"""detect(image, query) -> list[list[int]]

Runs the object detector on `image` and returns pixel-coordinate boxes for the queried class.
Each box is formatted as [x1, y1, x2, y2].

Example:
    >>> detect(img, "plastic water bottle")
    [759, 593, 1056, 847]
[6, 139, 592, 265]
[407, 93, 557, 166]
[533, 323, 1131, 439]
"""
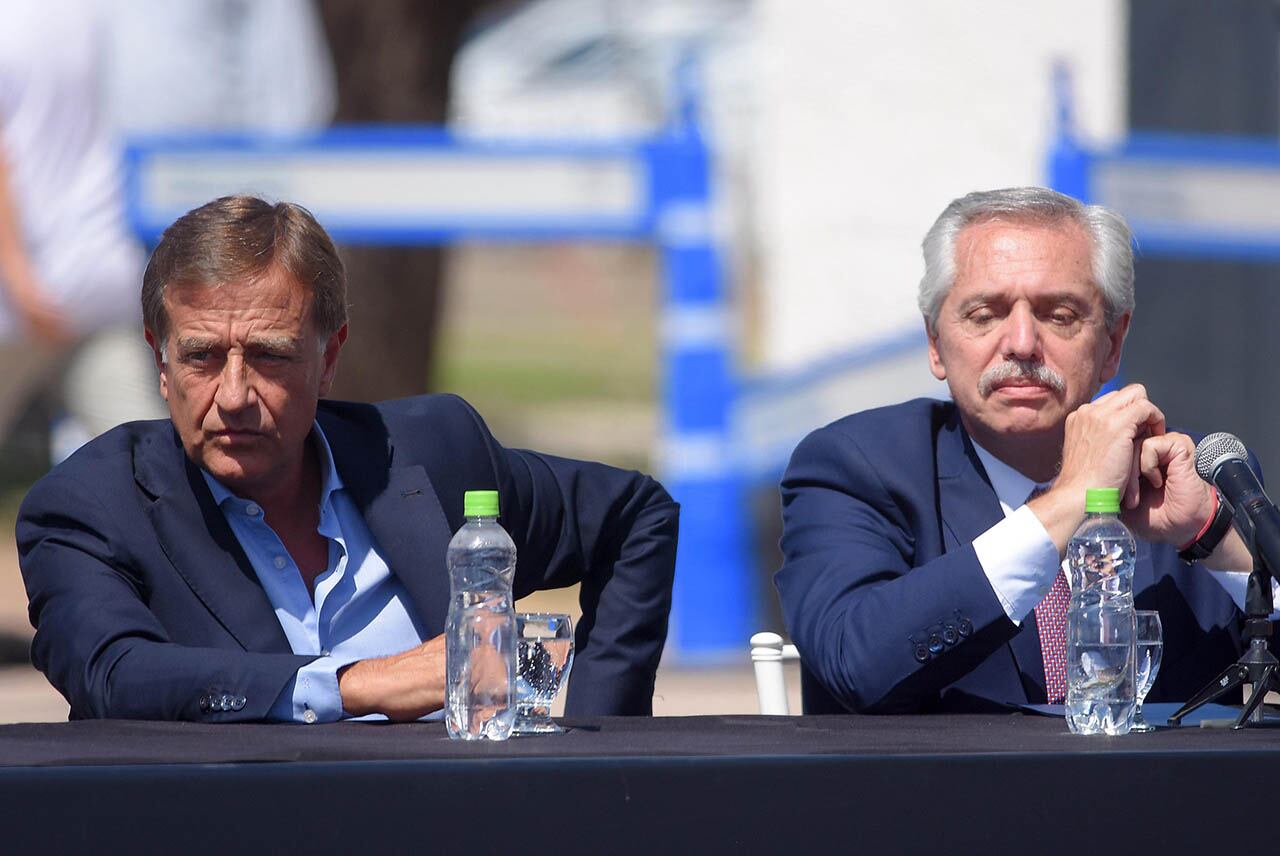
[1065, 487, 1137, 736]
[445, 490, 517, 741]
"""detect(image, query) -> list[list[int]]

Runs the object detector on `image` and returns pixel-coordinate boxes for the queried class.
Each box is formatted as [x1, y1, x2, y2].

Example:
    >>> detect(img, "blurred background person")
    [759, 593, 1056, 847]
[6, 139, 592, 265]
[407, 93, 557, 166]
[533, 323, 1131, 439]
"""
[100, 0, 489, 406]
[0, 0, 165, 464]
[101, 0, 335, 134]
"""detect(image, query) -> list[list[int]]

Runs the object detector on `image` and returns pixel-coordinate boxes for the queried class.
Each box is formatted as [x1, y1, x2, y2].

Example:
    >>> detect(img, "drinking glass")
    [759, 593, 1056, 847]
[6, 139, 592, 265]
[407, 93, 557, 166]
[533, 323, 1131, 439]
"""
[1132, 610, 1163, 732]
[513, 612, 574, 735]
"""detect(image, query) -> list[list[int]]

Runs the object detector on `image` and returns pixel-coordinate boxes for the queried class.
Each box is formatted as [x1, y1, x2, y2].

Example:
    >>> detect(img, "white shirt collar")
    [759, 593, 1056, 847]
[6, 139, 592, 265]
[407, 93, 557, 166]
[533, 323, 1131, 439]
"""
[969, 439, 1052, 512]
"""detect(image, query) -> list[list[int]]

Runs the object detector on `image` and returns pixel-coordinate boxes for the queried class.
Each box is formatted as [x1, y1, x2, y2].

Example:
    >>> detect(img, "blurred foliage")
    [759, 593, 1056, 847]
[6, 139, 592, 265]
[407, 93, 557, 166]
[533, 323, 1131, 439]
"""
[436, 332, 654, 405]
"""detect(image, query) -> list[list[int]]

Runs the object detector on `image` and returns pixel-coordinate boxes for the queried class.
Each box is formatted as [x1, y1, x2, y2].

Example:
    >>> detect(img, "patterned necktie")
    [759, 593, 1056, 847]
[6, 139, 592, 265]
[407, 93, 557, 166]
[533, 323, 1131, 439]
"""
[1027, 485, 1070, 704]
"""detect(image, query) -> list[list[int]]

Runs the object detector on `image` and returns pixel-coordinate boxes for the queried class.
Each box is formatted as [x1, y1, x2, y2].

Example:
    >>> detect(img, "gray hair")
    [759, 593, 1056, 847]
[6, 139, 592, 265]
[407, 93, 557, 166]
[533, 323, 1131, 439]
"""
[918, 187, 1134, 332]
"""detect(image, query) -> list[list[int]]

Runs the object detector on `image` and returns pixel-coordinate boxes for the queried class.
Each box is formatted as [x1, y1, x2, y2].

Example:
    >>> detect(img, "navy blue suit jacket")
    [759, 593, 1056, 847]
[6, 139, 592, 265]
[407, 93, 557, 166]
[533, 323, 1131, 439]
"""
[777, 398, 1247, 714]
[17, 394, 679, 721]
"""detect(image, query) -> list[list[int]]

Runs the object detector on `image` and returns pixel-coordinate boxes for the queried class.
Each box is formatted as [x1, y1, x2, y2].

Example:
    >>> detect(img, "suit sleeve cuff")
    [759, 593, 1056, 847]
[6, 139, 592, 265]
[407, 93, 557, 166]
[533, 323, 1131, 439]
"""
[973, 505, 1062, 625]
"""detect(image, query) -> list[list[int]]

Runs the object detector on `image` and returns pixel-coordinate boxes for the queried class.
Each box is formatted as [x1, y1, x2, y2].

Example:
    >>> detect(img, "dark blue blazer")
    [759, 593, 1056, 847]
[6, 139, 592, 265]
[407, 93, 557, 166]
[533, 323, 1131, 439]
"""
[17, 394, 679, 721]
[777, 398, 1247, 714]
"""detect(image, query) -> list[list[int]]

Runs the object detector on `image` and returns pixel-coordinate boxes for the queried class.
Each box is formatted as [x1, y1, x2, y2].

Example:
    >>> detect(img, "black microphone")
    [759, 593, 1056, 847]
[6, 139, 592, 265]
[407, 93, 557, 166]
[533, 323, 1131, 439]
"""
[1195, 433, 1280, 577]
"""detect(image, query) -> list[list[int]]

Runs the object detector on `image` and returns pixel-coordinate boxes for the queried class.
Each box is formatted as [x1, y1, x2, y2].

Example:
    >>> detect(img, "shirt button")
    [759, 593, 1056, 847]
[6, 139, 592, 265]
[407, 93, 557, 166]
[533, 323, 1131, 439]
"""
[273, 556, 287, 569]
[303, 708, 318, 724]
[245, 503, 261, 517]
[320, 649, 331, 657]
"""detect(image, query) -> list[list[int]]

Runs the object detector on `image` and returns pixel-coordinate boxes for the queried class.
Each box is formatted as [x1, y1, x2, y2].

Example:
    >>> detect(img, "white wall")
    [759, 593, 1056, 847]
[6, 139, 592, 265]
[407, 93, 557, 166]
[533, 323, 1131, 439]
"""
[752, 1, 1126, 369]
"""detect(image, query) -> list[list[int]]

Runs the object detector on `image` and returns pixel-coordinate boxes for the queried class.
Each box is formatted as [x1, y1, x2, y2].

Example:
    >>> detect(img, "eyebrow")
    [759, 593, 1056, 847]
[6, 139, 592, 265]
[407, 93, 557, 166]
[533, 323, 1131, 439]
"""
[172, 335, 305, 353]
[245, 336, 304, 353]
[954, 293, 1006, 312]
[173, 336, 219, 353]
[954, 291, 1093, 311]
[1030, 292, 1094, 312]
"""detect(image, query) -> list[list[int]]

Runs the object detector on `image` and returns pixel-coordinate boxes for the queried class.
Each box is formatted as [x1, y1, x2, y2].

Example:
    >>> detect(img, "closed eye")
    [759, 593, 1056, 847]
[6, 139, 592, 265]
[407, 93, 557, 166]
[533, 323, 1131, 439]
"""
[963, 307, 1004, 327]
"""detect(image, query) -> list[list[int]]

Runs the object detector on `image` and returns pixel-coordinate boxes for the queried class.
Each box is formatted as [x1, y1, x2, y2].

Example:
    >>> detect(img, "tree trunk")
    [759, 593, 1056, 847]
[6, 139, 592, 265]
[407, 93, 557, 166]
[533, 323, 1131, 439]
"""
[315, 0, 483, 401]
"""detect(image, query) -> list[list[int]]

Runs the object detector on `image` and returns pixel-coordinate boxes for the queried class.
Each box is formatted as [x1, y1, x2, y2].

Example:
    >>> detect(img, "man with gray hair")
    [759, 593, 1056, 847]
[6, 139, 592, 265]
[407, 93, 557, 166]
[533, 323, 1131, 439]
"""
[777, 186, 1256, 714]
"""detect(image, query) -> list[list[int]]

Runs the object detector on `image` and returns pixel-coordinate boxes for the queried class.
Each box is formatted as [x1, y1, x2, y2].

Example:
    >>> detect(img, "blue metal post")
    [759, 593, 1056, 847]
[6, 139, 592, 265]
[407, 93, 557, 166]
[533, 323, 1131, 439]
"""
[650, 64, 752, 658]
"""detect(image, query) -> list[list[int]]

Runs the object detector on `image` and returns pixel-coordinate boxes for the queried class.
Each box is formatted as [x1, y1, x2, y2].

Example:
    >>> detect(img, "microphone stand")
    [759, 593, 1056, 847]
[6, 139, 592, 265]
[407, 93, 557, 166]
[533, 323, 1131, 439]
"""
[1169, 547, 1280, 729]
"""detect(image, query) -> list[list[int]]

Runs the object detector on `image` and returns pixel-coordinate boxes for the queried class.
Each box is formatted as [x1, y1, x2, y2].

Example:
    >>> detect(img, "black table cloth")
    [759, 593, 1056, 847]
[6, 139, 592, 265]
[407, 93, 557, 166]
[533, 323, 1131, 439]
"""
[0, 714, 1273, 854]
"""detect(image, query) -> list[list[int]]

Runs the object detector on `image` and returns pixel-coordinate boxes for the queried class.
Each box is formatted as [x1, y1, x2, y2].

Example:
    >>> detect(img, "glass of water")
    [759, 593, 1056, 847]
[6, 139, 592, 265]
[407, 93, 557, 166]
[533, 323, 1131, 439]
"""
[513, 612, 574, 735]
[1131, 610, 1163, 732]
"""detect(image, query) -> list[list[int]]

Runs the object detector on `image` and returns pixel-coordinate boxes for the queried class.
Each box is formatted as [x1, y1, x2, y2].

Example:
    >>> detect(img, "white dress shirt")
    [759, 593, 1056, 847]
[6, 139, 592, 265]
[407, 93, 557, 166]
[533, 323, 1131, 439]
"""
[968, 440, 1271, 623]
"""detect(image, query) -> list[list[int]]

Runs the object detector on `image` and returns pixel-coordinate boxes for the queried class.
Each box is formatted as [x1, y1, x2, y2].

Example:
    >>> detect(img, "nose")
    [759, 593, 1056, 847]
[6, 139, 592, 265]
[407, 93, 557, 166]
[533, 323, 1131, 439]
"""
[1000, 302, 1040, 361]
[213, 353, 254, 412]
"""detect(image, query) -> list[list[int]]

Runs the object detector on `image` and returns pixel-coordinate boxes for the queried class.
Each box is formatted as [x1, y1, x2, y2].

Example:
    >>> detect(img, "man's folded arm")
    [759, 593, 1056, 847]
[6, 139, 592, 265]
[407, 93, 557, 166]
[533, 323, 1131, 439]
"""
[776, 427, 1017, 713]
[17, 472, 314, 721]
[449, 395, 679, 716]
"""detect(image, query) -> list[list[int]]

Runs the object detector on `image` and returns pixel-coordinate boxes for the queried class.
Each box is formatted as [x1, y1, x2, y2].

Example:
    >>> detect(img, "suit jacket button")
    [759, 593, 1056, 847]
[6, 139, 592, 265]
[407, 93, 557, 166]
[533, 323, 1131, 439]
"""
[913, 644, 930, 663]
[942, 625, 959, 646]
[232, 696, 246, 711]
[928, 634, 944, 654]
[957, 618, 973, 637]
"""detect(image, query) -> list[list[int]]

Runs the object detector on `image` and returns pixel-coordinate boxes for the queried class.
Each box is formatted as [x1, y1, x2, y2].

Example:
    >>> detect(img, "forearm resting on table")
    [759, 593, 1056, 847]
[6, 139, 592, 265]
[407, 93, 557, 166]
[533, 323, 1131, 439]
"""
[337, 636, 446, 721]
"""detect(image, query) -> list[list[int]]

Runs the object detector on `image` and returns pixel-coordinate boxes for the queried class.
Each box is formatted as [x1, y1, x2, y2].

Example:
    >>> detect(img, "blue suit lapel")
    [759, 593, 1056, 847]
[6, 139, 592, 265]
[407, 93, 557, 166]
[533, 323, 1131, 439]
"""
[320, 407, 454, 639]
[134, 429, 292, 654]
[935, 412, 1043, 704]
[935, 414, 1004, 552]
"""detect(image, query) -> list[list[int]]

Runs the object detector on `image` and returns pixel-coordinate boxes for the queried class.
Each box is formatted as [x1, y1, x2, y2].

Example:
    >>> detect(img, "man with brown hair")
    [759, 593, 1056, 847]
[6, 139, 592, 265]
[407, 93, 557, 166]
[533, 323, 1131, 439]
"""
[17, 194, 679, 722]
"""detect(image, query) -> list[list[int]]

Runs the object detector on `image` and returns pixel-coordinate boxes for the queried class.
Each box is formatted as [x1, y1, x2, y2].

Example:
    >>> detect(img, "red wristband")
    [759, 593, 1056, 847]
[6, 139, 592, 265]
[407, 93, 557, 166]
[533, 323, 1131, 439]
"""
[1179, 490, 1220, 552]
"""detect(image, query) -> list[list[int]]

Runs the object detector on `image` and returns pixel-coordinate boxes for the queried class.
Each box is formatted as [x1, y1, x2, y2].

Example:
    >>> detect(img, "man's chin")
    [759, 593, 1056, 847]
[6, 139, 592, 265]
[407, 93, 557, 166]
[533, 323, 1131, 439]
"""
[972, 402, 1063, 438]
[198, 449, 270, 489]
[989, 412, 1065, 442]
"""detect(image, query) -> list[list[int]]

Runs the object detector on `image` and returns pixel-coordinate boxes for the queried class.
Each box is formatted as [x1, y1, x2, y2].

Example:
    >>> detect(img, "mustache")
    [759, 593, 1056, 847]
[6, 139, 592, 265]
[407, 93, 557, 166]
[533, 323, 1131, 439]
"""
[978, 359, 1066, 397]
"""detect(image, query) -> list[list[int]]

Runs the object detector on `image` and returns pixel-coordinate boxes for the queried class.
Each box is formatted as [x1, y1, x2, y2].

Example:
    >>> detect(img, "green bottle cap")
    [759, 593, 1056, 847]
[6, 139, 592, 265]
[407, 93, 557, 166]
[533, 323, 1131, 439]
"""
[463, 490, 500, 518]
[1084, 487, 1121, 513]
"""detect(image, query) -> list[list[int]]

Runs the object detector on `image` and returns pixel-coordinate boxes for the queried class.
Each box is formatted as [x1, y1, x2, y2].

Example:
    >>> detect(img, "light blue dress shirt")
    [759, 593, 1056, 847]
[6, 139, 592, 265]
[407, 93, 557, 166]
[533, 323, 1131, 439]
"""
[202, 422, 429, 723]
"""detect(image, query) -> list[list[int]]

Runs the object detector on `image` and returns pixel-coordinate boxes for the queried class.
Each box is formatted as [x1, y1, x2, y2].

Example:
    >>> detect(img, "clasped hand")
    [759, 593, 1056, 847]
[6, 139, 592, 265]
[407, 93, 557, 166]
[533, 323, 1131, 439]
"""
[1035, 384, 1215, 550]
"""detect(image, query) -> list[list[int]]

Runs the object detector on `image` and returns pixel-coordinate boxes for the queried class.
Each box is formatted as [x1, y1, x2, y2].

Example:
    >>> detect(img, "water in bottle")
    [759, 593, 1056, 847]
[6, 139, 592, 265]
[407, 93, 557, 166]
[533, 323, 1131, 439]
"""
[1065, 487, 1137, 736]
[445, 490, 518, 741]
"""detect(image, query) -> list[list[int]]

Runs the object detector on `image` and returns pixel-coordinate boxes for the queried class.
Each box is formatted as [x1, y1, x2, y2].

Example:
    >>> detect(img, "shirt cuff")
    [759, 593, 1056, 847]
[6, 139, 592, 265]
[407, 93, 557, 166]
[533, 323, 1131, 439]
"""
[267, 657, 447, 723]
[267, 654, 360, 723]
[973, 505, 1063, 624]
[1204, 568, 1280, 619]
